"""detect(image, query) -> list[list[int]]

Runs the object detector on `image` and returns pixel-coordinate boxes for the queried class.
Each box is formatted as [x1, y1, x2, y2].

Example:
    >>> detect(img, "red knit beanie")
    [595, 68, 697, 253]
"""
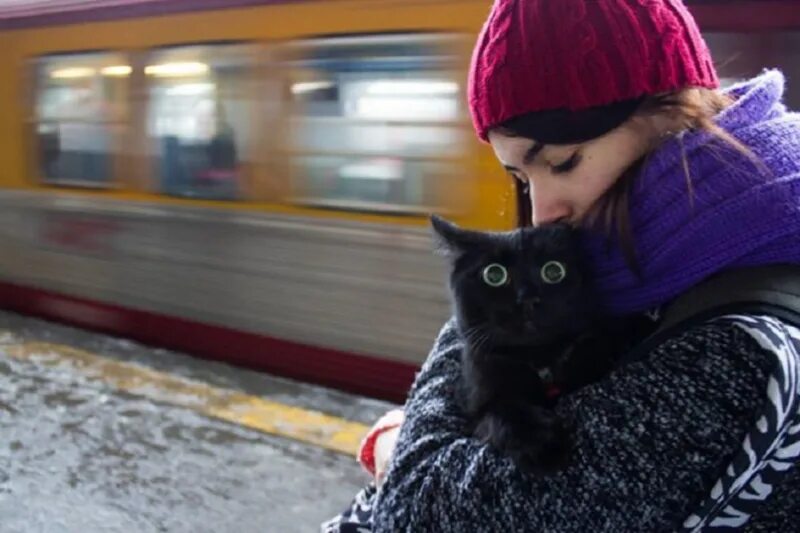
[468, 0, 719, 142]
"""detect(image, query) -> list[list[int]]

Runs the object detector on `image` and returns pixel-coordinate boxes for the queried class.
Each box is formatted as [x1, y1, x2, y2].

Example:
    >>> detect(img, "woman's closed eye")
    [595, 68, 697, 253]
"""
[550, 153, 581, 174]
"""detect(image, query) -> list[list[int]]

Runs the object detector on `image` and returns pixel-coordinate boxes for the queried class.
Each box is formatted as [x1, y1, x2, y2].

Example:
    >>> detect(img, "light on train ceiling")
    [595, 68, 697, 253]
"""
[50, 67, 95, 79]
[144, 62, 209, 77]
[291, 81, 335, 95]
[165, 83, 214, 96]
[101, 65, 132, 77]
[365, 80, 459, 96]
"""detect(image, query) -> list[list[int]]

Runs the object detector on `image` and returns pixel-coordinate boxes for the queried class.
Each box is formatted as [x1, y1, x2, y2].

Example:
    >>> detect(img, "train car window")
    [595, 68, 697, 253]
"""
[283, 33, 467, 214]
[704, 31, 800, 109]
[145, 44, 256, 201]
[34, 52, 130, 187]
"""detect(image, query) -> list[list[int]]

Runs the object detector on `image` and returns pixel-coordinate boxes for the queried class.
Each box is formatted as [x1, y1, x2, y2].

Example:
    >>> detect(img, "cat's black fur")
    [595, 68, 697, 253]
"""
[430, 215, 647, 474]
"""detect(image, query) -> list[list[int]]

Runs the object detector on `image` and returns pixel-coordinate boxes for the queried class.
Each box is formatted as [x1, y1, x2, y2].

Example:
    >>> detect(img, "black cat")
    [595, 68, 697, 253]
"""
[430, 215, 640, 474]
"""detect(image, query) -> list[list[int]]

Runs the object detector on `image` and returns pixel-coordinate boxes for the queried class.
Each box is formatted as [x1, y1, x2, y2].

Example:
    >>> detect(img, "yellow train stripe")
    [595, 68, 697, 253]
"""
[1, 337, 370, 457]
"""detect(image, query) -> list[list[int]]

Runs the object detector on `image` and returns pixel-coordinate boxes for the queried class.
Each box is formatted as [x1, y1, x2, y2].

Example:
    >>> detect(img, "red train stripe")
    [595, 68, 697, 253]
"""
[3, 1, 799, 32]
[0, 280, 414, 403]
[0, 0, 307, 29]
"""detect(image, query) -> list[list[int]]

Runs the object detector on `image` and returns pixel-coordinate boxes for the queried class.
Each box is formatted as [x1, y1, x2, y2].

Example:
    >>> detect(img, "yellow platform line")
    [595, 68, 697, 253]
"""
[2, 339, 370, 457]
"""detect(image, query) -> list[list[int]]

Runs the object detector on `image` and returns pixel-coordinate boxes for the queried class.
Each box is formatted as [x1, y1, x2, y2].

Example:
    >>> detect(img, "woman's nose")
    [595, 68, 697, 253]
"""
[529, 183, 572, 226]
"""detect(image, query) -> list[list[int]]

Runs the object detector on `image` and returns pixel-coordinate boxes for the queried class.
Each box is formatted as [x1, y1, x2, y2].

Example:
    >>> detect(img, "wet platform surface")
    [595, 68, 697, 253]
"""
[0, 311, 396, 532]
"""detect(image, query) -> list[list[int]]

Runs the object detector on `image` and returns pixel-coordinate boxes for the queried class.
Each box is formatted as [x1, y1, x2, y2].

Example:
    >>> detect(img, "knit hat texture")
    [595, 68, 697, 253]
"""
[468, 0, 719, 141]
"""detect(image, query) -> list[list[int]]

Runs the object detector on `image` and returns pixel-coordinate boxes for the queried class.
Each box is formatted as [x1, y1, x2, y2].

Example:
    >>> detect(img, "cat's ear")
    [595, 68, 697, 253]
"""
[430, 214, 484, 257]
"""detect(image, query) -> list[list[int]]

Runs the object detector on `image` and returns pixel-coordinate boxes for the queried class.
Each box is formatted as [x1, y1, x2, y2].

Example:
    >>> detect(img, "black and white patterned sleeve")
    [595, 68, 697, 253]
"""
[682, 315, 800, 532]
[320, 483, 377, 533]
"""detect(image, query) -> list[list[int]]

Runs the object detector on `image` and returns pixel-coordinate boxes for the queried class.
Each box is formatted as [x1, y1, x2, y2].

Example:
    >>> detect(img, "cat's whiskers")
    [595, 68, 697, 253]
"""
[463, 325, 492, 354]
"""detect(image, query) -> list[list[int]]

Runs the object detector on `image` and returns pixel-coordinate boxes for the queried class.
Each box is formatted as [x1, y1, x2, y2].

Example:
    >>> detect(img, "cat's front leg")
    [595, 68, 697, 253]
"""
[473, 405, 572, 475]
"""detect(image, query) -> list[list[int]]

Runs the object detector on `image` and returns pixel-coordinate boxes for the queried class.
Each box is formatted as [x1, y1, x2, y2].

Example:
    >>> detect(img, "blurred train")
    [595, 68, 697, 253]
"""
[0, 0, 798, 402]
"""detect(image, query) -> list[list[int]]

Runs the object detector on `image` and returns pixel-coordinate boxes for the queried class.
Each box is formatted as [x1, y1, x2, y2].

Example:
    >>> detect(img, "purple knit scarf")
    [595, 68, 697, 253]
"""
[583, 70, 800, 316]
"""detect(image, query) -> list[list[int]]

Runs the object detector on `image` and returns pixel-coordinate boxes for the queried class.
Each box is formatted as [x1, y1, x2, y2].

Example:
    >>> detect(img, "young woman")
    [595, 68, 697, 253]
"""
[323, 0, 800, 531]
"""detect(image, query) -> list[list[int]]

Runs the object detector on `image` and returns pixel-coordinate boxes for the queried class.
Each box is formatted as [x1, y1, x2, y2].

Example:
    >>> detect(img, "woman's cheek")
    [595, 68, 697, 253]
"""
[577, 172, 608, 212]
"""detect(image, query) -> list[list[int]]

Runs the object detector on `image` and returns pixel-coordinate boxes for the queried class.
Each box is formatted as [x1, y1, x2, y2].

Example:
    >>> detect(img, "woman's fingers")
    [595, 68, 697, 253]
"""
[374, 426, 402, 486]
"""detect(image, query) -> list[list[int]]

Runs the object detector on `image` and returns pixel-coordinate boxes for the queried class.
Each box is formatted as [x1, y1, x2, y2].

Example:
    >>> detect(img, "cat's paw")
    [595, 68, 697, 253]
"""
[511, 421, 572, 475]
[474, 408, 573, 475]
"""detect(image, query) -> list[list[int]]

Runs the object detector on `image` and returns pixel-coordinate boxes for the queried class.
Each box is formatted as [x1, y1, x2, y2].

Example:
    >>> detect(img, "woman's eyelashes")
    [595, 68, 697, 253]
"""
[550, 153, 581, 174]
[506, 151, 580, 181]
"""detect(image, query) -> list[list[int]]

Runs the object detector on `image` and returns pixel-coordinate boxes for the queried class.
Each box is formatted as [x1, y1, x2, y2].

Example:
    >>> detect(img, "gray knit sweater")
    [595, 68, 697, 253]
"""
[368, 316, 800, 532]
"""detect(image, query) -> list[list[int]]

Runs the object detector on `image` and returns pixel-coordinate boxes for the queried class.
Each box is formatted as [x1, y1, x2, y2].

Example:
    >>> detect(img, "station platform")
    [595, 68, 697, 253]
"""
[0, 311, 396, 533]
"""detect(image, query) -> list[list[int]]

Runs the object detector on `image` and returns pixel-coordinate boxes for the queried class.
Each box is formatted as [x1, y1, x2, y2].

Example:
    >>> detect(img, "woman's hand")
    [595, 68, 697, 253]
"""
[357, 408, 405, 485]
[374, 425, 401, 486]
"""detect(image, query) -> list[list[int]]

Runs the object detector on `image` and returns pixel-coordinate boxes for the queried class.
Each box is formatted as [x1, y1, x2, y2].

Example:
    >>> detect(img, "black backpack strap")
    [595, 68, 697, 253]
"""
[655, 265, 800, 333]
[620, 265, 800, 367]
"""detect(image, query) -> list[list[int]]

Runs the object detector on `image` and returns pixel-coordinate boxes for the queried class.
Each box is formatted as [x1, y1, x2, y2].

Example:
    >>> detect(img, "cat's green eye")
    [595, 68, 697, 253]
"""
[482, 263, 509, 287]
[541, 261, 567, 284]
